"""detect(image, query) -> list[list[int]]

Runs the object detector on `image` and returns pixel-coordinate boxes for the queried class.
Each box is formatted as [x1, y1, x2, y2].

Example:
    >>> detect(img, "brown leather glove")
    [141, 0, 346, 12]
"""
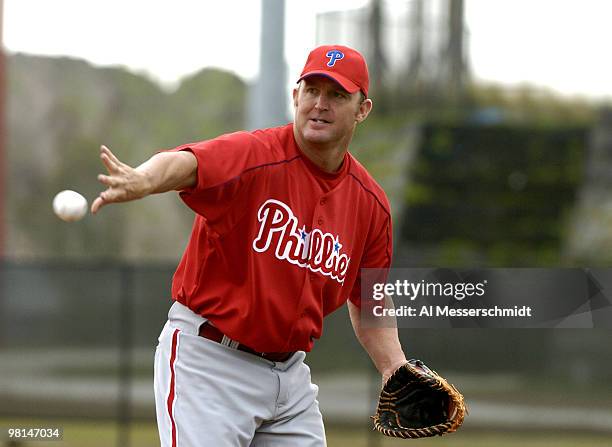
[372, 359, 467, 439]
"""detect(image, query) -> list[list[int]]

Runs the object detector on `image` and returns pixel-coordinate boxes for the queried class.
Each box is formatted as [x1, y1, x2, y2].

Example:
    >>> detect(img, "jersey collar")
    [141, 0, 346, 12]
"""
[289, 124, 352, 181]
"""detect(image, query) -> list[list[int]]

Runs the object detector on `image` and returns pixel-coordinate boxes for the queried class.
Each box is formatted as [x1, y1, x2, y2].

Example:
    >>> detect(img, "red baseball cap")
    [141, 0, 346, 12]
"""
[297, 45, 370, 97]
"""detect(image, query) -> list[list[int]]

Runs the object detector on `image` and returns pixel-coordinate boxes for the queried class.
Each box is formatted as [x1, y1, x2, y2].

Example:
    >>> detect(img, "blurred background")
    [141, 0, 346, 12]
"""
[1, 0, 612, 446]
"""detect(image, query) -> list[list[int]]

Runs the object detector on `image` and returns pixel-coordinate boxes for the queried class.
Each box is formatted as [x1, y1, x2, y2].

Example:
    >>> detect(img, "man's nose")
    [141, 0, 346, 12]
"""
[314, 94, 329, 111]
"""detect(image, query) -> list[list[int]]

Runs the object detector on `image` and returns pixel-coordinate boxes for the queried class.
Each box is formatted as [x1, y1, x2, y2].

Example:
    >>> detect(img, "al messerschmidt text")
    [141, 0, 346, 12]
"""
[373, 305, 533, 318]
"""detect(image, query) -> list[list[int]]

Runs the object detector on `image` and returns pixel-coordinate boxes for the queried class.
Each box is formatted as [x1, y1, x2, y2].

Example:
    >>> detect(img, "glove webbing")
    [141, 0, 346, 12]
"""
[372, 361, 467, 439]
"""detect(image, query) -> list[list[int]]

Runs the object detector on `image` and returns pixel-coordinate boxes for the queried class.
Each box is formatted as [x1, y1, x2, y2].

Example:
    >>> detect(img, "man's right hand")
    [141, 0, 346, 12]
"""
[91, 145, 198, 214]
[91, 145, 153, 214]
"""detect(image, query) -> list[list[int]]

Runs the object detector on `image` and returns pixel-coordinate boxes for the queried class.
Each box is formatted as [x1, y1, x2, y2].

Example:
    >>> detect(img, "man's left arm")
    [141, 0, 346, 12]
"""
[348, 300, 407, 384]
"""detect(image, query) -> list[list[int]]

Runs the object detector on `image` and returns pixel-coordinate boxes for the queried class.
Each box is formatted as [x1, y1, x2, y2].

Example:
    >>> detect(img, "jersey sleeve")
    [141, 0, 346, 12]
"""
[166, 131, 268, 234]
[349, 209, 393, 309]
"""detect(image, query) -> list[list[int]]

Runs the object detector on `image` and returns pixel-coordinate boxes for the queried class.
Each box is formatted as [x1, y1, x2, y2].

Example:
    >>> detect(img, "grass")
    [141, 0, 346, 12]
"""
[1, 420, 611, 447]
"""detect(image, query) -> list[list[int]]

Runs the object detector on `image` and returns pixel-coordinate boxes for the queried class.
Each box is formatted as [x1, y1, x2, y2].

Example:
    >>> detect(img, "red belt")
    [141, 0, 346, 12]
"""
[198, 322, 294, 363]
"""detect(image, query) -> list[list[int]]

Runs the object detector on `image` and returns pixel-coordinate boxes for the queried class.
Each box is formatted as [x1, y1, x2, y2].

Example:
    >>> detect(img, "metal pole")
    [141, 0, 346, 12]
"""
[367, 363, 381, 447]
[447, 0, 466, 100]
[368, 0, 386, 95]
[0, 0, 6, 353]
[117, 264, 134, 447]
[0, 0, 6, 257]
[407, 0, 424, 82]
[247, 0, 288, 130]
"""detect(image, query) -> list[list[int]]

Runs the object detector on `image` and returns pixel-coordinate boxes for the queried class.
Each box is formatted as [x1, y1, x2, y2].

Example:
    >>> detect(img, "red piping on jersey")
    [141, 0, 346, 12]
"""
[347, 172, 393, 265]
[167, 329, 180, 447]
[347, 173, 391, 220]
[199, 155, 303, 192]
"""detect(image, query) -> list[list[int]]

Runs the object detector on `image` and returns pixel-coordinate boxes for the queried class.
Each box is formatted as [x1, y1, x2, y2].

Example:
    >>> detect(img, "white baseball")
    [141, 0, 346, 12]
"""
[52, 190, 88, 222]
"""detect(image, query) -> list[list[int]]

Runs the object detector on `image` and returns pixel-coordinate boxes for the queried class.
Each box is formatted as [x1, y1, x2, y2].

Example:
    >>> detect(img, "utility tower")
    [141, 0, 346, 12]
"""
[441, 0, 469, 100]
[368, 0, 386, 94]
[247, 0, 288, 130]
[407, 0, 424, 84]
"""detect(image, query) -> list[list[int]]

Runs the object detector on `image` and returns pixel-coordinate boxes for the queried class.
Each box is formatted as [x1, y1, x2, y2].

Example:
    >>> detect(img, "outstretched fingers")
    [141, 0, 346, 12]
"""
[93, 144, 150, 214]
[97, 173, 117, 187]
[101, 145, 122, 166]
[100, 151, 121, 175]
[91, 185, 126, 214]
[93, 145, 124, 214]
[91, 196, 106, 214]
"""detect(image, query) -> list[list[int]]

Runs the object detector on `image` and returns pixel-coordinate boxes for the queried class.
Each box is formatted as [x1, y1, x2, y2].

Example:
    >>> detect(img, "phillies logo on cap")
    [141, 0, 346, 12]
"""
[298, 45, 370, 97]
[326, 50, 344, 67]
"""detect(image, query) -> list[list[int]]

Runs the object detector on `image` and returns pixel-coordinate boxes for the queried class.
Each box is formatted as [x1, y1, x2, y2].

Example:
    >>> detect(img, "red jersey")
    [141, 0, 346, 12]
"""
[169, 124, 392, 352]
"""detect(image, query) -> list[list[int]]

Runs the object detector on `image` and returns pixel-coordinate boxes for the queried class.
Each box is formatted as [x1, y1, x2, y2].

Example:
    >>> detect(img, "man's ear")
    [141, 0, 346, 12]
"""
[355, 98, 373, 123]
[292, 87, 299, 108]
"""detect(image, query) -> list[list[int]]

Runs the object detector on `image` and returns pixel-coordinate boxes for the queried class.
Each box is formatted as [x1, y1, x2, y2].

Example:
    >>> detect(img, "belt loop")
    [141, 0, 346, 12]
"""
[220, 335, 240, 350]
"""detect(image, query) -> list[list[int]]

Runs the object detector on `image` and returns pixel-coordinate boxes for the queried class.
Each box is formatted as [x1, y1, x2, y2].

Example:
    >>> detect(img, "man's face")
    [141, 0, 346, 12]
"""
[293, 76, 372, 148]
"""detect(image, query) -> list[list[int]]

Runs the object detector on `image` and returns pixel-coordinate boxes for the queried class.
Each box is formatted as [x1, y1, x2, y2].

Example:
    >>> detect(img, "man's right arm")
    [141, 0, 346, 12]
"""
[91, 145, 197, 214]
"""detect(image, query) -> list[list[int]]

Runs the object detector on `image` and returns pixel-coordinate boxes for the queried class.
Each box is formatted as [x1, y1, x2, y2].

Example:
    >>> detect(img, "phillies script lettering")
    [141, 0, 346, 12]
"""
[252, 199, 350, 284]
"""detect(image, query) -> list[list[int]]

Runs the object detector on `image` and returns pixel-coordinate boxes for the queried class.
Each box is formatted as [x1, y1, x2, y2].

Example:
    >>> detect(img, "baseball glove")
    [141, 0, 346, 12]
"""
[372, 359, 467, 439]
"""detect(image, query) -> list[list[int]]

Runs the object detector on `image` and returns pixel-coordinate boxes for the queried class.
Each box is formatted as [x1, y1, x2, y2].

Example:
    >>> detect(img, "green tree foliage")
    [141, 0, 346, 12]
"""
[7, 54, 246, 260]
[400, 124, 588, 266]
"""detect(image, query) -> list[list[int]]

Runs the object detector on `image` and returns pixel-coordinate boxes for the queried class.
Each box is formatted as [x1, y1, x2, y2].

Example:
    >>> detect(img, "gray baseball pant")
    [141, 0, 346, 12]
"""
[154, 302, 327, 446]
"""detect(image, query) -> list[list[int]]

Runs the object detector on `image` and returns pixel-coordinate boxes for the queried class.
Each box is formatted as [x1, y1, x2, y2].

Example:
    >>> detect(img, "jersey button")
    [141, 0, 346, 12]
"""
[317, 217, 324, 225]
[319, 198, 327, 205]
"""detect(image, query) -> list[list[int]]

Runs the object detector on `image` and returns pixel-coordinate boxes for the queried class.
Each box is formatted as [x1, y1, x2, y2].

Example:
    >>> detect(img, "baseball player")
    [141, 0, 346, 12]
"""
[92, 45, 407, 446]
